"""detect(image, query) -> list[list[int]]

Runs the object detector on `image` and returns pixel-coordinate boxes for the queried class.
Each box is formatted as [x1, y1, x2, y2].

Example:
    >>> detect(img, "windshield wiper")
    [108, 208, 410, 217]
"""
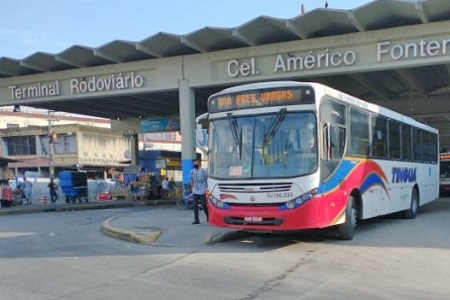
[263, 108, 287, 147]
[228, 113, 239, 145]
[227, 113, 243, 159]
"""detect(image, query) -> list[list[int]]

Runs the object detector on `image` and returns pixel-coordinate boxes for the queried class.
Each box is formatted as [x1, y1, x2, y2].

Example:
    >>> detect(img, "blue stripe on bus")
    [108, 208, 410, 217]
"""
[360, 173, 387, 194]
[317, 160, 357, 194]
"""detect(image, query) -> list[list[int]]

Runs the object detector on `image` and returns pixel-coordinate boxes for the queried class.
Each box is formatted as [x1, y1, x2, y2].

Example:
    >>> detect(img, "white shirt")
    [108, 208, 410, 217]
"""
[162, 179, 169, 190]
[190, 168, 208, 195]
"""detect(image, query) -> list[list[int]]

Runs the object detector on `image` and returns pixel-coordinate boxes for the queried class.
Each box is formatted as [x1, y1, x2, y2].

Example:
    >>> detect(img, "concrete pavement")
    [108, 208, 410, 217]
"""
[0, 198, 249, 246]
[102, 206, 250, 246]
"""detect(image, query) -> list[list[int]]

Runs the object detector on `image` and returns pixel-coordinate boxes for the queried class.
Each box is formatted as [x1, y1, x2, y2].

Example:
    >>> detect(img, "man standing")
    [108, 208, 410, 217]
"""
[48, 179, 58, 205]
[23, 177, 33, 205]
[189, 159, 208, 224]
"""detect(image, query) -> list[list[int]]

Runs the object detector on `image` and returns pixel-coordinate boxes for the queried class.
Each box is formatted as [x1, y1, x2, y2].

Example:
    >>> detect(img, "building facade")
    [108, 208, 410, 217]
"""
[0, 123, 130, 179]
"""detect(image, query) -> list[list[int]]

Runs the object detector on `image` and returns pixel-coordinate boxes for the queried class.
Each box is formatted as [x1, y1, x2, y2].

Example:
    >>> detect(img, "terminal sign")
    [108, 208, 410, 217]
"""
[208, 87, 314, 113]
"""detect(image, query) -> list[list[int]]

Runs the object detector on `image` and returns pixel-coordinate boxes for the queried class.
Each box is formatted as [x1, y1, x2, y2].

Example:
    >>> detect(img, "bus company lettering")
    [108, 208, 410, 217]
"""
[391, 167, 417, 183]
[337, 92, 369, 110]
[71, 72, 144, 94]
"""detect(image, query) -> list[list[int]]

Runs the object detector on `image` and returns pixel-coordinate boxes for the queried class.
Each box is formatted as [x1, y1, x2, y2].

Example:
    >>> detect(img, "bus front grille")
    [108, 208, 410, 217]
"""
[218, 182, 293, 193]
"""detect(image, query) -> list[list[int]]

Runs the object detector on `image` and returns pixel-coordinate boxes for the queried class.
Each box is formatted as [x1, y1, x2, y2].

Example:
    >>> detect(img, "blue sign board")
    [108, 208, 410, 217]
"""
[141, 117, 180, 133]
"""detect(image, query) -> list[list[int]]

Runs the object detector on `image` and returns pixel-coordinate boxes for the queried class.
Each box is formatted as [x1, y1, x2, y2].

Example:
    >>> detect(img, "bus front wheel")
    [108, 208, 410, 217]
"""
[338, 196, 357, 240]
[402, 188, 419, 219]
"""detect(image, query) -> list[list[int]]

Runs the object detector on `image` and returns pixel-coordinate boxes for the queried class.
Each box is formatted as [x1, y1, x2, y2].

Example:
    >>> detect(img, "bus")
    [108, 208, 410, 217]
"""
[196, 81, 439, 240]
[439, 152, 450, 196]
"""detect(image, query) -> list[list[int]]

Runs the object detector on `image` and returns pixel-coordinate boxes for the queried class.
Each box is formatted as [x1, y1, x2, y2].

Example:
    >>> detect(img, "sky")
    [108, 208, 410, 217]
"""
[1, 0, 371, 60]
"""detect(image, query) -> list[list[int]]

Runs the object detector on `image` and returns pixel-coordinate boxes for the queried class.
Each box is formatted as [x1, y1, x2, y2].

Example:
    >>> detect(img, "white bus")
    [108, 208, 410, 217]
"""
[198, 81, 439, 240]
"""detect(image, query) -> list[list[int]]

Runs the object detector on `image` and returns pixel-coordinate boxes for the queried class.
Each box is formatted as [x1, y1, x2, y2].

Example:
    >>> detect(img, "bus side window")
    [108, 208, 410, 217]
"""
[374, 130, 386, 157]
[413, 128, 422, 161]
[321, 123, 345, 180]
[349, 108, 370, 156]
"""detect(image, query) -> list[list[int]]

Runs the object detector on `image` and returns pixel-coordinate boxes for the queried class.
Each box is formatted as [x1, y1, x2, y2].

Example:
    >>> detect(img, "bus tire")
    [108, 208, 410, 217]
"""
[402, 188, 419, 219]
[338, 196, 357, 240]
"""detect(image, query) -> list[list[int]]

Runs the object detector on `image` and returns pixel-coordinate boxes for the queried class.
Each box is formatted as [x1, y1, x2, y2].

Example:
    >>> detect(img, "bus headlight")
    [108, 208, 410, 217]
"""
[210, 194, 225, 208]
[283, 188, 317, 210]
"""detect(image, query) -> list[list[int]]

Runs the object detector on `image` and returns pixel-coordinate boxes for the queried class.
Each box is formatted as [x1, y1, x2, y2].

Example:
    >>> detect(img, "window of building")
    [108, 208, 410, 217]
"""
[5, 136, 37, 155]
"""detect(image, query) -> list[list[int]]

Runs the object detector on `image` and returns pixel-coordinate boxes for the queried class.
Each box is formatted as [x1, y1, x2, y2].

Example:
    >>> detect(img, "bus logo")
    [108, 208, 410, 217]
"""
[391, 167, 417, 183]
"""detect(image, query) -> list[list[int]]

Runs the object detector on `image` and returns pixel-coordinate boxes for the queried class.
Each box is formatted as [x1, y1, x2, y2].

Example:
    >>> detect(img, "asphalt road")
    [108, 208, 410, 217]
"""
[0, 199, 449, 300]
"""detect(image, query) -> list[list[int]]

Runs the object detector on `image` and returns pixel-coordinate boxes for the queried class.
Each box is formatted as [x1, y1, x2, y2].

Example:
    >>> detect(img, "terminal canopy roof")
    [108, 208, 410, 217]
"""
[1, 0, 450, 126]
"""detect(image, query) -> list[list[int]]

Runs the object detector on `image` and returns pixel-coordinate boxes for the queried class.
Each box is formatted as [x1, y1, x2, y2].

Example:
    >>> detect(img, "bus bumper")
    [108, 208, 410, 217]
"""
[208, 200, 340, 231]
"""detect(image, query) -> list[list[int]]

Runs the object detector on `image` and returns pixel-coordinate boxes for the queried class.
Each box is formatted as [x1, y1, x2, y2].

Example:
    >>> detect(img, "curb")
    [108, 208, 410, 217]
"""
[0, 202, 135, 216]
[0, 199, 177, 217]
[102, 215, 162, 245]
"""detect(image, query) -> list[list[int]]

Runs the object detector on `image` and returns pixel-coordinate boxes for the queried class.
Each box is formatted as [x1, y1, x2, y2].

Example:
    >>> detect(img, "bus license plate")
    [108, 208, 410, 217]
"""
[244, 216, 262, 222]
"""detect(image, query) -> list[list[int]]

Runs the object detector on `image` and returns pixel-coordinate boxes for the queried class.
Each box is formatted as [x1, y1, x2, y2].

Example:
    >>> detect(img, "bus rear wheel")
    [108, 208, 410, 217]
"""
[338, 196, 357, 240]
[402, 188, 419, 219]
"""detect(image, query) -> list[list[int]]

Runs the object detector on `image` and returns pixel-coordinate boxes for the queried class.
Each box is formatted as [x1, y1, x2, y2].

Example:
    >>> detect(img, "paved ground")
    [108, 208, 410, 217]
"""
[0, 199, 247, 245]
[102, 206, 249, 246]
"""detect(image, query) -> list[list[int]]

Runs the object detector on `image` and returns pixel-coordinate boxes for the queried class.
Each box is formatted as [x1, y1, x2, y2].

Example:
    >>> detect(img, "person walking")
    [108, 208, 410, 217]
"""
[168, 177, 175, 197]
[48, 179, 58, 205]
[189, 159, 209, 224]
[161, 177, 169, 199]
[23, 177, 33, 204]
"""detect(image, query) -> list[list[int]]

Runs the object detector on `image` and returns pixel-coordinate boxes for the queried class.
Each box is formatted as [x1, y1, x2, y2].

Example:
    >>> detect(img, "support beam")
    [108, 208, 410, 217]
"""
[178, 79, 196, 199]
[349, 73, 395, 101]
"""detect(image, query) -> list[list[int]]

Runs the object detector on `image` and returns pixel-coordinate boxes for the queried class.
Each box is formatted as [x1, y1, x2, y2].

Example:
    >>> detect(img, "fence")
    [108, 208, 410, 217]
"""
[11, 179, 115, 203]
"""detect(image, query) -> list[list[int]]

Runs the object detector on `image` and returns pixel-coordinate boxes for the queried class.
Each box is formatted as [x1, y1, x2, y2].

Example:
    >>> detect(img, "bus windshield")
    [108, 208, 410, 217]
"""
[209, 111, 317, 179]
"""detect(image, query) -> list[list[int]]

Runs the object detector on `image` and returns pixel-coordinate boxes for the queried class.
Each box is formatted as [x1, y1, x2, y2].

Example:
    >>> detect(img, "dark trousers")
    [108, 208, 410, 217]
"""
[50, 191, 58, 203]
[193, 193, 209, 222]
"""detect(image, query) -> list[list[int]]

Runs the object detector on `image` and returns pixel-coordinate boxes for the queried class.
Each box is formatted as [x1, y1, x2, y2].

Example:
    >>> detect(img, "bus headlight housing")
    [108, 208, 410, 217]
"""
[209, 194, 230, 209]
[283, 188, 317, 210]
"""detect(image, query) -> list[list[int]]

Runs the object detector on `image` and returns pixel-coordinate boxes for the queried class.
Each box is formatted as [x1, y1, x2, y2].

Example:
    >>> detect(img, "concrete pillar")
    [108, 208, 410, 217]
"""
[178, 79, 196, 197]
[131, 133, 139, 165]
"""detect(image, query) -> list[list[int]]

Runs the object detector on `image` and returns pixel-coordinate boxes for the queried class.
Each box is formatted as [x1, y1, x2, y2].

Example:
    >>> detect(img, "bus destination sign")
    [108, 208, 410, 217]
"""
[208, 87, 315, 113]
